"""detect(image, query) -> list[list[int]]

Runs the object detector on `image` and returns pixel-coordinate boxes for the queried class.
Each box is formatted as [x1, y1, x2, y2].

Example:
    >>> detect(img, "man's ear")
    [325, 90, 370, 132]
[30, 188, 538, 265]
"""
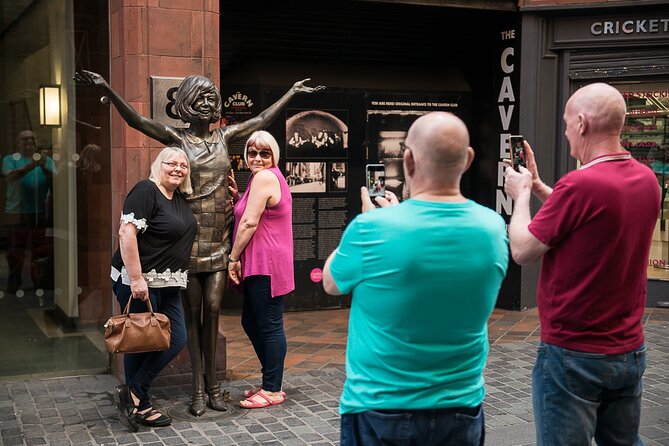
[578, 113, 588, 135]
[463, 147, 475, 173]
[403, 147, 415, 178]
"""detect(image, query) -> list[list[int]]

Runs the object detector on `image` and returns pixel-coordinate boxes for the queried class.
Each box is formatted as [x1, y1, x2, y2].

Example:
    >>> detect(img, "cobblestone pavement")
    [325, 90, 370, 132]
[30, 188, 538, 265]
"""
[1, 315, 668, 445]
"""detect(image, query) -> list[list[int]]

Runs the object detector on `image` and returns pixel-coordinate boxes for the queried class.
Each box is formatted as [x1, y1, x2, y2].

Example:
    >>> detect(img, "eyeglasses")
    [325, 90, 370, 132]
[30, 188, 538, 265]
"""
[247, 150, 272, 160]
[162, 161, 189, 170]
[399, 141, 411, 154]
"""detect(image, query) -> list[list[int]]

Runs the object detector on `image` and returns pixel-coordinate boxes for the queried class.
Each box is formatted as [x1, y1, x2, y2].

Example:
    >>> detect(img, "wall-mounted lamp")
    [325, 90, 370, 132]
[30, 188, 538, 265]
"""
[39, 84, 61, 127]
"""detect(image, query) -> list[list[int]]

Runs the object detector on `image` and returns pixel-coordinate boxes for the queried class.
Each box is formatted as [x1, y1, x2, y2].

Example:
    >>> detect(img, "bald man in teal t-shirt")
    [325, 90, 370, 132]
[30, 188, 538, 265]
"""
[324, 112, 508, 446]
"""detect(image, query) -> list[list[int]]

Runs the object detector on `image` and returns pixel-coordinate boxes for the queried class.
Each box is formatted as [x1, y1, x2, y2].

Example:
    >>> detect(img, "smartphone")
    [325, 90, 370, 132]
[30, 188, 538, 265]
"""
[366, 164, 386, 198]
[510, 135, 526, 171]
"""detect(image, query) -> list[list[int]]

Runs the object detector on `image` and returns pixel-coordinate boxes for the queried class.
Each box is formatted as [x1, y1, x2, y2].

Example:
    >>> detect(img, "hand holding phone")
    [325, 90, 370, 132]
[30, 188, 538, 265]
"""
[366, 164, 385, 198]
[510, 135, 526, 171]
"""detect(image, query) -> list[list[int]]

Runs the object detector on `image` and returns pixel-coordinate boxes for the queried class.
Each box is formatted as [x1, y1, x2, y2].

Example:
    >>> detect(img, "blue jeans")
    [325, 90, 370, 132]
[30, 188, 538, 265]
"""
[241, 275, 286, 392]
[340, 405, 484, 446]
[532, 341, 646, 446]
[112, 278, 187, 411]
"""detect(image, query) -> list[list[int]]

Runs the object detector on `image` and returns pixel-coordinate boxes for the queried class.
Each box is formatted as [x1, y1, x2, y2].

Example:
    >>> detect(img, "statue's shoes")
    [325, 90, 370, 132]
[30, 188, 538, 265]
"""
[189, 391, 206, 417]
[207, 387, 229, 411]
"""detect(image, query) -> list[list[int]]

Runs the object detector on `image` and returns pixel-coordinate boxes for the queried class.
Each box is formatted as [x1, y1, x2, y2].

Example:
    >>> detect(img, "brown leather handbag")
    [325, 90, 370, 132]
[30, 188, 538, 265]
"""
[104, 298, 171, 353]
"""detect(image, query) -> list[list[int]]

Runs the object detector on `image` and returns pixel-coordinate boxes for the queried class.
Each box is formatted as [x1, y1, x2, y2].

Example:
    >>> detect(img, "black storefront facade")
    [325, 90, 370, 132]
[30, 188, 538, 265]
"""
[515, 1, 669, 310]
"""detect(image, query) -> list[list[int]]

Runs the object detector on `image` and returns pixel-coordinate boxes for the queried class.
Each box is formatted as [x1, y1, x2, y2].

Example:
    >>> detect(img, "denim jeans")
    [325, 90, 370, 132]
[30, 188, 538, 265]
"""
[340, 405, 484, 446]
[532, 341, 646, 446]
[241, 275, 286, 392]
[112, 278, 187, 411]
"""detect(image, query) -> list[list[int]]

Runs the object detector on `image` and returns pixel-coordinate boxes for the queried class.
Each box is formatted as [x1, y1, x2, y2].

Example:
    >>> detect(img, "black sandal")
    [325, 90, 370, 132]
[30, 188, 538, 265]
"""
[136, 408, 172, 427]
[114, 385, 138, 432]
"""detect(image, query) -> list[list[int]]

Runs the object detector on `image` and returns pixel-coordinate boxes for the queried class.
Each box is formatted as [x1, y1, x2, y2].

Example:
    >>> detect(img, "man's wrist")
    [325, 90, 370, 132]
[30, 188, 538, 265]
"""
[228, 256, 239, 263]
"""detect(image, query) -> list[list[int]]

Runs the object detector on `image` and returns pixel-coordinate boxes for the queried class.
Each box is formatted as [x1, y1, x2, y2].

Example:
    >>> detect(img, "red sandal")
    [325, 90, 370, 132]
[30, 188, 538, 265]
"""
[243, 385, 286, 399]
[239, 390, 285, 409]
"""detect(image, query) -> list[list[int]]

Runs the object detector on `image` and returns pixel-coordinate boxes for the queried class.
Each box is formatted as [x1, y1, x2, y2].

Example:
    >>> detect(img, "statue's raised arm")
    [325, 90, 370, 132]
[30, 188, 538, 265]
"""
[74, 70, 179, 146]
[225, 78, 325, 144]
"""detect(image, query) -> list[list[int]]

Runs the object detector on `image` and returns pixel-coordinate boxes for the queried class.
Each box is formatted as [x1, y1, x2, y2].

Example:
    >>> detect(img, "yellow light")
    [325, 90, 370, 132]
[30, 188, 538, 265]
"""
[40, 85, 61, 127]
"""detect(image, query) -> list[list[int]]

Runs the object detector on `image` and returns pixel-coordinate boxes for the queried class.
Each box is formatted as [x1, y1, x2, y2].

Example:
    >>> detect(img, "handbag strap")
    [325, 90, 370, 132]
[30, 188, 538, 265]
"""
[122, 297, 158, 327]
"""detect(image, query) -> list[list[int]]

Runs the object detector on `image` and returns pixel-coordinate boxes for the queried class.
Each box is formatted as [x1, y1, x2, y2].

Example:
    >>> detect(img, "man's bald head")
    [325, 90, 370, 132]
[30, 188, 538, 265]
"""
[404, 112, 471, 180]
[16, 130, 37, 155]
[566, 83, 626, 136]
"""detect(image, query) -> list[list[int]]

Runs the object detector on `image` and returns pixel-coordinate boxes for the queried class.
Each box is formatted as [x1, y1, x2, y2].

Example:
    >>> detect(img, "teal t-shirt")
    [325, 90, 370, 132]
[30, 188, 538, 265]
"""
[2, 154, 55, 214]
[329, 199, 509, 414]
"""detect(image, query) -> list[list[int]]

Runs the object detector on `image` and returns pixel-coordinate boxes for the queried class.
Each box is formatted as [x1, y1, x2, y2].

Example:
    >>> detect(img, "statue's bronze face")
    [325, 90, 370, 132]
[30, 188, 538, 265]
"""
[193, 90, 219, 122]
[176, 76, 222, 124]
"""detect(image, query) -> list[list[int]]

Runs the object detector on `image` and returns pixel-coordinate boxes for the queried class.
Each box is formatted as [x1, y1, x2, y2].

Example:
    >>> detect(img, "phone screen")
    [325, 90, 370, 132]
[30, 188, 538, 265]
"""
[510, 135, 526, 171]
[366, 164, 386, 198]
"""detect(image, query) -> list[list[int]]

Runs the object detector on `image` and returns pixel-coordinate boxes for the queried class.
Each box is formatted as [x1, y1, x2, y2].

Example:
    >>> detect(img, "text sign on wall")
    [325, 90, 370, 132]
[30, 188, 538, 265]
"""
[553, 15, 669, 46]
[150, 76, 188, 129]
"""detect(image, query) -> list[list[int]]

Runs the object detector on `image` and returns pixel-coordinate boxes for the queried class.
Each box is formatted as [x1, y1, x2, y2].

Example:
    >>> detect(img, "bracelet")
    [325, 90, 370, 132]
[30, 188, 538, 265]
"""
[228, 256, 239, 263]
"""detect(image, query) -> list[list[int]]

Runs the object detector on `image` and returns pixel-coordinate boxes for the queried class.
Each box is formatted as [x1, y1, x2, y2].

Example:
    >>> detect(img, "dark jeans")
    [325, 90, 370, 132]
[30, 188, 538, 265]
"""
[112, 277, 187, 411]
[340, 405, 484, 446]
[241, 275, 286, 392]
[6, 212, 50, 291]
[533, 342, 646, 446]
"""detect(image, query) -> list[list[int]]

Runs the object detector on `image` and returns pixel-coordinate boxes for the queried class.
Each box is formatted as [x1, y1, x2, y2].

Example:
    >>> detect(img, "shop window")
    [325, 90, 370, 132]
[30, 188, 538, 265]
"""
[0, 0, 111, 379]
[617, 82, 669, 280]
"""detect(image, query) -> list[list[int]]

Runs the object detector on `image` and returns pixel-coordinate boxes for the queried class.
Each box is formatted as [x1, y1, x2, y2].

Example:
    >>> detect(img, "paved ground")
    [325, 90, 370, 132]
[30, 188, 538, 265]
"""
[1, 309, 668, 445]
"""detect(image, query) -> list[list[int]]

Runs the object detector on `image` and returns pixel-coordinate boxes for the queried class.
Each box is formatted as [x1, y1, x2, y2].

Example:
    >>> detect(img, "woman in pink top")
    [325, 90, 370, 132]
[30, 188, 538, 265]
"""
[228, 130, 294, 409]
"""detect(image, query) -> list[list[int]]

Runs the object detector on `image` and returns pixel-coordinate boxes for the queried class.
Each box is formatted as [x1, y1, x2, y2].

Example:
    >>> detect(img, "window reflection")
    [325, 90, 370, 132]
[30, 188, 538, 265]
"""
[0, 0, 111, 379]
[618, 82, 669, 279]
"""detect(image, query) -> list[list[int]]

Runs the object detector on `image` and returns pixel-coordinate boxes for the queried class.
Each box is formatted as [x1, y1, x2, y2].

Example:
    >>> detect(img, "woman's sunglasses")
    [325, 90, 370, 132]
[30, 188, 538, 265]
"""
[247, 150, 272, 160]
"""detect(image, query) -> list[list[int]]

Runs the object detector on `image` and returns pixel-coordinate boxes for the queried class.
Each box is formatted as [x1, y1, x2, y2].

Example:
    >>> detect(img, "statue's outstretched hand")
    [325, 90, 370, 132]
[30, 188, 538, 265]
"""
[293, 78, 325, 94]
[74, 70, 108, 87]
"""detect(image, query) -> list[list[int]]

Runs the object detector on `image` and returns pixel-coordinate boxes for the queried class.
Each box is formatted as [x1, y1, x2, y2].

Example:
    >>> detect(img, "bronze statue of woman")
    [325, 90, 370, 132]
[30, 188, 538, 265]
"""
[75, 70, 324, 416]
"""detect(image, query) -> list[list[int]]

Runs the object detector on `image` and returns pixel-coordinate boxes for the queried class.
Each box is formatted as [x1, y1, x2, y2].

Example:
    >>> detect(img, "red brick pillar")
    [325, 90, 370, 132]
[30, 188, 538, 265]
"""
[109, 0, 225, 385]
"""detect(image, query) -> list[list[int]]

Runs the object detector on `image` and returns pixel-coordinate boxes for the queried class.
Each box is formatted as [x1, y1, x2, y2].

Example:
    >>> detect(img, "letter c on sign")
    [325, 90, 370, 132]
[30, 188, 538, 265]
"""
[501, 47, 514, 74]
[591, 22, 603, 35]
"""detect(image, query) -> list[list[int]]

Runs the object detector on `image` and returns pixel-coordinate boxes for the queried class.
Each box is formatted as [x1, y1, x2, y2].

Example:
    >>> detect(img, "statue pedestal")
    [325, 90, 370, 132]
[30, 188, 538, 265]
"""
[111, 326, 227, 388]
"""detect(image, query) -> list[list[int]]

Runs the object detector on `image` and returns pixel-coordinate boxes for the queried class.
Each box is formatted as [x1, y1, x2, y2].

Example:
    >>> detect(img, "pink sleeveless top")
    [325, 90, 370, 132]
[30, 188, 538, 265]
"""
[233, 166, 294, 297]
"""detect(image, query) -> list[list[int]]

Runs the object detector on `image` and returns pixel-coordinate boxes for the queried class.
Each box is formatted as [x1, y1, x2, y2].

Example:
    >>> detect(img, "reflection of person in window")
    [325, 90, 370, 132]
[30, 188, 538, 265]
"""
[77, 143, 102, 173]
[2, 130, 56, 293]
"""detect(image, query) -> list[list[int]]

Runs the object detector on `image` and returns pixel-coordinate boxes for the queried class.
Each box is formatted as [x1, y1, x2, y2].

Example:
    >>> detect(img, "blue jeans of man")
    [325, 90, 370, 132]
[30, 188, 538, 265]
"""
[241, 275, 286, 392]
[112, 278, 187, 411]
[532, 341, 646, 446]
[340, 405, 484, 446]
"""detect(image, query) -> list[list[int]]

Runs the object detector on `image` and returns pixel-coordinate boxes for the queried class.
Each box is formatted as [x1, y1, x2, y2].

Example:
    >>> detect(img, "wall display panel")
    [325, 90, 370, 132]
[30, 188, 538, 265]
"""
[366, 94, 465, 202]
[221, 89, 364, 311]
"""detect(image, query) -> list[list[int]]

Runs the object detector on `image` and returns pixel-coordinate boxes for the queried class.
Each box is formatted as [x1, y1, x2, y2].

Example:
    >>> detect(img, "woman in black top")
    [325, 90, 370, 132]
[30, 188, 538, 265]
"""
[111, 147, 196, 431]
